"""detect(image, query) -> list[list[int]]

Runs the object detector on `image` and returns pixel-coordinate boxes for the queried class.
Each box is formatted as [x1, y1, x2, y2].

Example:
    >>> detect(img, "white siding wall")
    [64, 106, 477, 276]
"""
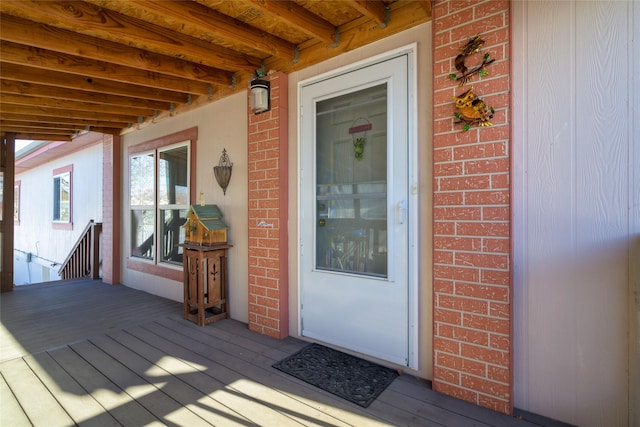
[14, 144, 103, 285]
[512, 1, 639, 426]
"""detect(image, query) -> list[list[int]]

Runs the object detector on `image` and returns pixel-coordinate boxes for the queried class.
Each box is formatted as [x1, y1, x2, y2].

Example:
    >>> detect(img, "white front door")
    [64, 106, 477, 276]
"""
[299, 51, 414, 366]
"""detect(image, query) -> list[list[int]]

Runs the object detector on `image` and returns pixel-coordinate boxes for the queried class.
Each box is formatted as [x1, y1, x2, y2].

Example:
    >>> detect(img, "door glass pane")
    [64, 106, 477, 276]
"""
[315, 83, 388, 277]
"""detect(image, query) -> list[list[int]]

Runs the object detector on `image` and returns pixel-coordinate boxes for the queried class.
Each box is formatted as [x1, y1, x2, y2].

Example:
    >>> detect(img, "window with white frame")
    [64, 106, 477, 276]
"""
[129, 141, 190, 267]
[53, 165, 72, 229]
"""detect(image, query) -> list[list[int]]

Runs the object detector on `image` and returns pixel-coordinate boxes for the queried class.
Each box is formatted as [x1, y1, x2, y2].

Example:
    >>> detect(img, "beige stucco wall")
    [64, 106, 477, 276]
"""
[120, 93, 250, 321]
[286, 22, 433, 380]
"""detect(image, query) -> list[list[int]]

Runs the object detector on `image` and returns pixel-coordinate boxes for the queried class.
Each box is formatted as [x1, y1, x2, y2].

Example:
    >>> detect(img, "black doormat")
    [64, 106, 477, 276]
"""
[272, 343, 399, 408]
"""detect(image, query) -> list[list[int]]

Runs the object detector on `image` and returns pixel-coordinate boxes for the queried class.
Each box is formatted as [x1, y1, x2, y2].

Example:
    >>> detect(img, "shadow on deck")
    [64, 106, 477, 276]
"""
[1, 279, 544, 426]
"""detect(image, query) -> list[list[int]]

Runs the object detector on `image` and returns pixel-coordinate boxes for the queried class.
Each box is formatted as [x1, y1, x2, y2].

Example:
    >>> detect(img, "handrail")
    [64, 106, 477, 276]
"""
[58, 219, 102, 280]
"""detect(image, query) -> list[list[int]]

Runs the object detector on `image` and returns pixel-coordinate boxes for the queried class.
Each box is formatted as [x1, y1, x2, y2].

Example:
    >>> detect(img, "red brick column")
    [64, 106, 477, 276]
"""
[102, 134, 121, 285]
[432, 0, 512, 414]
[247, 72, 289, 339]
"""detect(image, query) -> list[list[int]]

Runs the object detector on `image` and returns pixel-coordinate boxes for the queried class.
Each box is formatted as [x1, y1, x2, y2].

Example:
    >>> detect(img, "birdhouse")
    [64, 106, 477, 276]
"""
[183, 204, 228, 246]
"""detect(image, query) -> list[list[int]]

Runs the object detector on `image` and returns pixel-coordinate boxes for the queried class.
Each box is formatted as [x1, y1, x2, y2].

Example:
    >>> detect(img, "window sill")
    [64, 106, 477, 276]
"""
[52, 222, 73, 230]
[126, 258, 182, 282]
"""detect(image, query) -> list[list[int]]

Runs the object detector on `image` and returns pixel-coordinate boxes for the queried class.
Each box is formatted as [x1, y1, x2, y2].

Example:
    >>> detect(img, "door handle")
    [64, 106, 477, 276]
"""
[397, 200, 406, 224]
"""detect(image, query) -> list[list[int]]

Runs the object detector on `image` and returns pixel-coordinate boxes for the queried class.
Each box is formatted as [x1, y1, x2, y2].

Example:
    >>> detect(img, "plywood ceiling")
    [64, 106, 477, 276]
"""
[0, 0, 430, 142]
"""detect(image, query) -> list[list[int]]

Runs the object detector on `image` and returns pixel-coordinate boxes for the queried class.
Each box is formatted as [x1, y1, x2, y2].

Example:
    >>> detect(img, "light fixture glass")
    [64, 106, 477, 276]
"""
[213, 149, 233, 195]
[250, 79, 270, 114]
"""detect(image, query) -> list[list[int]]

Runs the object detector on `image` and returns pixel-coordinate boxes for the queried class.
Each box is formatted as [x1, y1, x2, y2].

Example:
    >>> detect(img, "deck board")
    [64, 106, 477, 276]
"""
[0, 280, 543, 426]
[47, 346, 163, 426]
[23, 351, 121, 427]
[0, 368, 31, 427]
[117, 325, 344, 427]
[136, 321, 383, 427]
[1, 358, 75, 426]
[88, 334, 253, 426]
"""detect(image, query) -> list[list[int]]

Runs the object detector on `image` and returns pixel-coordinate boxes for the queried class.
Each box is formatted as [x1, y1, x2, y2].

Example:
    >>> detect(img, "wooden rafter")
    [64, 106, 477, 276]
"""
[0, 0, 431, 140]
[8, 133, 73, 141]
[0, 14, 235, 86]
[0, 121, 83, 131]
[1, 63, 189, 104]
[0, 41, 216, 95]
[2, 104, 139, 124]
[346, 1, 388, 26]
[241, 0, 337, 44]
[0, 79, 169, 111]
[2, 112, 128, 129]
[87, 0, 296, 60]
[0, 93, 156, 117]
[0, 0, 263, 72]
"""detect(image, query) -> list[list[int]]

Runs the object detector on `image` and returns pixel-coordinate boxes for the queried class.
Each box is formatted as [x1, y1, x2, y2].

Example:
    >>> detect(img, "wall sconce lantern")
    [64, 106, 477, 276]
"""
[213, 149, 233, 195]
[250, 79, 270, 114]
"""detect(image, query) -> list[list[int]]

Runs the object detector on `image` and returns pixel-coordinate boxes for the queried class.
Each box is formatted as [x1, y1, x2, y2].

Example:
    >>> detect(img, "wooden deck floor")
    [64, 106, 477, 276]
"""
[1, 280, 540, 427]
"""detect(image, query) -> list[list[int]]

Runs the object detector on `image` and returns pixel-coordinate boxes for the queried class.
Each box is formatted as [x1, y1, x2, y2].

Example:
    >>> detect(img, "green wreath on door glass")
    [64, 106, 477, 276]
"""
[349, 117, 372, 161]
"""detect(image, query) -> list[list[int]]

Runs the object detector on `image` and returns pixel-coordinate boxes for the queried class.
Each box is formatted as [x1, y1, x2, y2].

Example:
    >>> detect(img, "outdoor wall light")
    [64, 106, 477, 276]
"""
[250, 79, 270, 114]
[213, 148, 233, 195]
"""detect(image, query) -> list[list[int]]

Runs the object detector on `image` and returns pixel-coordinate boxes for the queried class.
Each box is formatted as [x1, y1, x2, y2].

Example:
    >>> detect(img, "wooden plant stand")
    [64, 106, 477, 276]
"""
[180, 243, 232, 326]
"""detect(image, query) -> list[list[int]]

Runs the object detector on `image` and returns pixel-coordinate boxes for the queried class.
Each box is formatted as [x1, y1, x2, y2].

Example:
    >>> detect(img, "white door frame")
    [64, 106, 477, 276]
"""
[297, 44, 419, 369]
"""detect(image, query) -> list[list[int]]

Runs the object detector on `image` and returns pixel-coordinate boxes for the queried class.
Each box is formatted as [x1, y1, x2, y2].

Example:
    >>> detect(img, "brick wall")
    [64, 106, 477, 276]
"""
[432, 0, 512, 414]
[247, 72, 289, 339]
[102, 134, 121, 285]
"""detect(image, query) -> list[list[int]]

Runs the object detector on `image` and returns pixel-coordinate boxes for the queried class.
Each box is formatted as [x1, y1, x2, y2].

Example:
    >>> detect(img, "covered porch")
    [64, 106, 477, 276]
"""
[0, 279, 534, 427]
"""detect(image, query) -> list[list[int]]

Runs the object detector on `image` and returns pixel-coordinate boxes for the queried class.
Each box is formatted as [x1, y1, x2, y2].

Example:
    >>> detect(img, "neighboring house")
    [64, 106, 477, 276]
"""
[1, 1, 638, 427]
[13, 138, 103, 285]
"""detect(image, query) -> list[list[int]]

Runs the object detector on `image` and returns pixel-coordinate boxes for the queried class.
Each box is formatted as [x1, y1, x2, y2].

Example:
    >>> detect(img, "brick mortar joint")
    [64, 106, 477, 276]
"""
[434, 249, 510, 256]
[433, 378, 511, 402]
[434, 349, 512, 371]
[432, 219, 511, 224]
[435, 39, 510, 54]
[434, 315, 511, 331]
[436, 363, 511, 386]
[433, 265, 510, 274]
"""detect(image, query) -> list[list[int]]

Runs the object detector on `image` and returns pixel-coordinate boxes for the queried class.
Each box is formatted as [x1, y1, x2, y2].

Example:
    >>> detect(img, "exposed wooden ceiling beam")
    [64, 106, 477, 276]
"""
[87, 0, 296, 60]
[265, 0, 431, 73]
[416, 0, 432, 16]
[346, 1, 388, 26]
[0, 80, 170, 111]
[0, 41, 216, 96]
[0, 0, 431, 140]
[0, 120, 79, 130]
[0, 63, 189, 104]
[0, 13, 235, 87]
[0, 126, 76, 136]
[0, 0, 263, 73]
[0, 121, 84, 134]
[1, 103, 140, 124]
[240, 0, 336, 44]
[0, 93, 156, 118]
[2, 112, 126, 129]
[6, 133, 73, 142]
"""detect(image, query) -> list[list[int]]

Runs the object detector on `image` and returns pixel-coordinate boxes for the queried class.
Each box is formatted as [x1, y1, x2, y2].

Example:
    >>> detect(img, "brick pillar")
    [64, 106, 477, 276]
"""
[432, 0, 512, 414]
[247, 72, 289, 339]
[102, 134, 121, 285]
